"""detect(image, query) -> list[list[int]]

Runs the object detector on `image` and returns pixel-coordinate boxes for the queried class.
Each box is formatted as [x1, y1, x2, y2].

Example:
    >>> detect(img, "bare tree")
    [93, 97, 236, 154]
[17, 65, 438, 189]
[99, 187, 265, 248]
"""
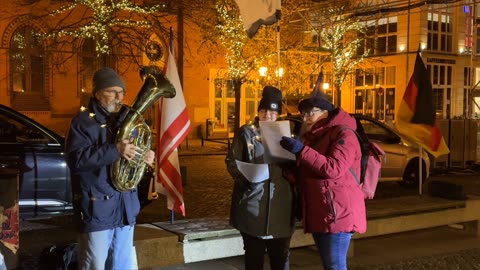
[310, 0, 368, 106]
[278, 0, 369, 107]
[8, 0, 206, 71]
[194, 0, 277, 133]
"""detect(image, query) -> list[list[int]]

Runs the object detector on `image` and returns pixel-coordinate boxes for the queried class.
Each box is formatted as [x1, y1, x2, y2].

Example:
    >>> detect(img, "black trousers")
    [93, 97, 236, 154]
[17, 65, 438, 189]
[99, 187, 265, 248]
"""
[241, 232, 291, 270]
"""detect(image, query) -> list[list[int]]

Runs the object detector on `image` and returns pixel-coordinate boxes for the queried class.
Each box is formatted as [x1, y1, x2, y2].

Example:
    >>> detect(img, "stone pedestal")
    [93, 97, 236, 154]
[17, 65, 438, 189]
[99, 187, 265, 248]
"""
[134, 224, 183, 269]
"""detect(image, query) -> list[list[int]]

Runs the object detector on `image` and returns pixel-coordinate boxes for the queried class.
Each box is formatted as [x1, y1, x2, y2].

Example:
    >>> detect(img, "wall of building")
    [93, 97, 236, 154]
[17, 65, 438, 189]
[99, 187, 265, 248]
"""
[2, 1, 480, 139]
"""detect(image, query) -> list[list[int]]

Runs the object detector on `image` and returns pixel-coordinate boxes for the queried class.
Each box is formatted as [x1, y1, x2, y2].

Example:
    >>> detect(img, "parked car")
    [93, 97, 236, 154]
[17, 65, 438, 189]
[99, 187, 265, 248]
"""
[0, 104, 73, 219]
[0, 105, 155, 219]
[282, 113, 430, 187]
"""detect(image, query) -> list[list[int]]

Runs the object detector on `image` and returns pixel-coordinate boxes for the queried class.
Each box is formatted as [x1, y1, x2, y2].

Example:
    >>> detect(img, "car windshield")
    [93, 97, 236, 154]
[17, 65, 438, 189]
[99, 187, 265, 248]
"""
[359, 118, 398, 143]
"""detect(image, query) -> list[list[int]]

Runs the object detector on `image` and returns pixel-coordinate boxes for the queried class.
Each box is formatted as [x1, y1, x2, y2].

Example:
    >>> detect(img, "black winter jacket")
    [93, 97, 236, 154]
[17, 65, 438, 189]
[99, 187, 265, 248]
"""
[65, 97, 140, 233]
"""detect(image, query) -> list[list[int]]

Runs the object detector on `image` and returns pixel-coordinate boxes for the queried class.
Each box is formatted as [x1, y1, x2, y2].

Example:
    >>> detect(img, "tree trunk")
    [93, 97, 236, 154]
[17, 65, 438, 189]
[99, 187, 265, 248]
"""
[233, 79, 242, 135]
[334, 87, 341, 108]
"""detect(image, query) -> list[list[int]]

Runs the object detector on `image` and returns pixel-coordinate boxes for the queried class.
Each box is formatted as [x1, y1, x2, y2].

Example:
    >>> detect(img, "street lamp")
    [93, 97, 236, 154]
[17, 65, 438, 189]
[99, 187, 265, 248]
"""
[259, 66, 268, 77]
[275, 68, 284, 77]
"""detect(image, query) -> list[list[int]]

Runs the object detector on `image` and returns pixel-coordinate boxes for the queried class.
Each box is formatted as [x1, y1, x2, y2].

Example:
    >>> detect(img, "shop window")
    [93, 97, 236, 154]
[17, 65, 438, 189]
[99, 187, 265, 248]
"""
[354, 66, 395, 121]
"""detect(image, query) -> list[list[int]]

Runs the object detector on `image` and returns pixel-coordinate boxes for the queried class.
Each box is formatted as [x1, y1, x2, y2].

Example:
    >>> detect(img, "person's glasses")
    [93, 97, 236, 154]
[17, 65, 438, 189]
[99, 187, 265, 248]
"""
[301, 109, 321, 118]
[103, 89, 125, 95]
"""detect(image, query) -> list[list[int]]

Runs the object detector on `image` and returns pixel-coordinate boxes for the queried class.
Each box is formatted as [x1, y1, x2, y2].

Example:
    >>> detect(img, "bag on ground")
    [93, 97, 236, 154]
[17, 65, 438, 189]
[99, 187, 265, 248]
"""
[39, 243, 78, 270]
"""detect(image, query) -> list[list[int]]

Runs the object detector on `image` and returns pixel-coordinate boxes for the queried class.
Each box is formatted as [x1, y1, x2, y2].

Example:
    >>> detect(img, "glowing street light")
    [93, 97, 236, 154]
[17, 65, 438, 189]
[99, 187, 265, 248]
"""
[259, 67, 268, 77]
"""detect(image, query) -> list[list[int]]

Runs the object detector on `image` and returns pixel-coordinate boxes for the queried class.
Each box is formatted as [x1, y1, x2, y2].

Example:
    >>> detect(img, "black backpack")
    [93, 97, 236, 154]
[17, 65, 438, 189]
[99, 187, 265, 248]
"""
[39, 243, 78, 270]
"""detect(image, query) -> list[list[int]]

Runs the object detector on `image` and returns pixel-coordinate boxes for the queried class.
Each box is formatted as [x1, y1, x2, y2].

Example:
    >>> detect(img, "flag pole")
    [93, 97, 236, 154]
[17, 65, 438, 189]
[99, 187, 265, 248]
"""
[419, 146, 423, 195]
[276, 21, 281, 89]
[170, 27, 176, 224]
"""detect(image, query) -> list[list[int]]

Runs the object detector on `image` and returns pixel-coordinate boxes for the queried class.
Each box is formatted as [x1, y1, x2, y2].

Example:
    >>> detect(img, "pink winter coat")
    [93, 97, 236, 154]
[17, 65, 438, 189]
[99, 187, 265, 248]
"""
[296, 109, 366, 234]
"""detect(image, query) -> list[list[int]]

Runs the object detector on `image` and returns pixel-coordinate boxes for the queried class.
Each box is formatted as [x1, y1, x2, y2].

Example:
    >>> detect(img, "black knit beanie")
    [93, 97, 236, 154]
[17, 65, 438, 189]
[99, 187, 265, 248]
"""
[258, 86, 282, 114]
[92, 67, 126, 95]
[298, 96, 335, 113]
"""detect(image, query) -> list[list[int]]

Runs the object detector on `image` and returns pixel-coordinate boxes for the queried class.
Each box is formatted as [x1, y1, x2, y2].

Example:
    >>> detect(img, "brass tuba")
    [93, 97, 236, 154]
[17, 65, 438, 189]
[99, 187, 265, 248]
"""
[111, 66, 176, 192]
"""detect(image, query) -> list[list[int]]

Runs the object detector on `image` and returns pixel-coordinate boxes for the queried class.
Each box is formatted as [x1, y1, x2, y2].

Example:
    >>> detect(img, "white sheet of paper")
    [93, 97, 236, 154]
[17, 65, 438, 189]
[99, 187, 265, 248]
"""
[235, 160, 269, 183]
[259, 120, 296, 163]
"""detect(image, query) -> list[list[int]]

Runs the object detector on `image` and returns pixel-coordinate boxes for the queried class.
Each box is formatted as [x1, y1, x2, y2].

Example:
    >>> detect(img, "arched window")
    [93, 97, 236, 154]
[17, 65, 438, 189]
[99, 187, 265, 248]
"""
[10, 25, 45, 94]
[79, 38, 110, 106]
[80, 38, 96, 95]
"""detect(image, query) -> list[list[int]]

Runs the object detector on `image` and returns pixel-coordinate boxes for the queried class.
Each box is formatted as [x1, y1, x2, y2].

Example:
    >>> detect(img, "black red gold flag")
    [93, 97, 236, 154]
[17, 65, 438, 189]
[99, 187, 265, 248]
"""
[394, 52, 449, 158]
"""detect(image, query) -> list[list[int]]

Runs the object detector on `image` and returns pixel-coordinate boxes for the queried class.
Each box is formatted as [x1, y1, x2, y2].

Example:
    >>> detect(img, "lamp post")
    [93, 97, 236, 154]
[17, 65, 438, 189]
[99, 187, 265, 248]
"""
[258, 66, 284, 87]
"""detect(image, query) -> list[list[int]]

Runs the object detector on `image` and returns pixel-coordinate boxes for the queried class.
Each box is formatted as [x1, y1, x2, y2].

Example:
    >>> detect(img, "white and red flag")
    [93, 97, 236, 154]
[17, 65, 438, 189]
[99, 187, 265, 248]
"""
[155, 30, 190, 216]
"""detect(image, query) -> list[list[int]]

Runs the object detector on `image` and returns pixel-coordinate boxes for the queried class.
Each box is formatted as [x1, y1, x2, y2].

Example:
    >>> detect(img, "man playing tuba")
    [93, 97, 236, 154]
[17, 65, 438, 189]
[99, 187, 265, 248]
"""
[65, 67, 155, 269]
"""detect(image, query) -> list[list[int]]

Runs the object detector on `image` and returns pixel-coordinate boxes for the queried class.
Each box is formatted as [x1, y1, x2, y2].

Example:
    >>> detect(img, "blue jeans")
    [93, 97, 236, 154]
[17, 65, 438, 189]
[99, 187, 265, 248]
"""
[78, 225, 135, 270]
[312, 232, 353, 270]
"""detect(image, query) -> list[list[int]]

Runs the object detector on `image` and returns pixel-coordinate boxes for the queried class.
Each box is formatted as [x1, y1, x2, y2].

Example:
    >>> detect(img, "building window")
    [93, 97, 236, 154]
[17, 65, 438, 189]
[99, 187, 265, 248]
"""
[213, 78, 236, 134]
[79, 38, 110, 105]
[464, 67, 473, 117]
[358, 16, 397, 56]
[427, 10, 453, 52]
[464, 4, 473, 53]
[210, 72, 263, 135]
[10, 25, 44, 94]
[354, 66, 396, 121]
[477, 27, 480, 54]
[427, 64, 452, 119]
[80, 39, 96, 95]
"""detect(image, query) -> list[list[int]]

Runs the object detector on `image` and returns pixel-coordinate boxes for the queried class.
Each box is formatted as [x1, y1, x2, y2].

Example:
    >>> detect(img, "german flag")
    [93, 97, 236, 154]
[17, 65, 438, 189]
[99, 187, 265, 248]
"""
[395, 52, 449, 158]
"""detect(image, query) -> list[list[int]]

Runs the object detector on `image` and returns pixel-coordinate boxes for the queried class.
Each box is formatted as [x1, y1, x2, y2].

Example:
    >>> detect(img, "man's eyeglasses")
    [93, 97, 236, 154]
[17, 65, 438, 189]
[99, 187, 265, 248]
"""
[103, 89, 125, 95]
[301, 109, 322, 118]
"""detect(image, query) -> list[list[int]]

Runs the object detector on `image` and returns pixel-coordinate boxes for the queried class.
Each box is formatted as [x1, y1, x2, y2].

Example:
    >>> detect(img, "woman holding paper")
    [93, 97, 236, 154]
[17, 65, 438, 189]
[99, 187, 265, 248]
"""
[279, 95, 366, 270]
[226, 86, 295, 270]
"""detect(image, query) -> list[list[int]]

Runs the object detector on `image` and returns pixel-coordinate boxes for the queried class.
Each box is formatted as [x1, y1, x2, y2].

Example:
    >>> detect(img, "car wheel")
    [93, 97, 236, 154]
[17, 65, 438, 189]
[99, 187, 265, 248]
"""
[401, 158, 427, 187]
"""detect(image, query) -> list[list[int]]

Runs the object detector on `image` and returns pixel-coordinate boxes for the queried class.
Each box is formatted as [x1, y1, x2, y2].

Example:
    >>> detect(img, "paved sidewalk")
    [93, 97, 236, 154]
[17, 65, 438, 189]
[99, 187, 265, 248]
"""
[163, 143, 480, 269]
[18, 138, 480, 270]
[154, 225, 480, 270]
[178, 138, 228, 156]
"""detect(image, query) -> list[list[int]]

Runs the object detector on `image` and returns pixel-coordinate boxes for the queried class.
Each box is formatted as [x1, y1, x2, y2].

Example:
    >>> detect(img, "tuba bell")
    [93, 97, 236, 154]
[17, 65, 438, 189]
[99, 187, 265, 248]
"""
[111, 66, 176, 192]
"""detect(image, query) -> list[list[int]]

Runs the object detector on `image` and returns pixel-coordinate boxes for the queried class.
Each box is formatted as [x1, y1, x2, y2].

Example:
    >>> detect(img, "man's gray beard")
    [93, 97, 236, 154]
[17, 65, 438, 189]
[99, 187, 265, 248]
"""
[104, 102, 119, 113]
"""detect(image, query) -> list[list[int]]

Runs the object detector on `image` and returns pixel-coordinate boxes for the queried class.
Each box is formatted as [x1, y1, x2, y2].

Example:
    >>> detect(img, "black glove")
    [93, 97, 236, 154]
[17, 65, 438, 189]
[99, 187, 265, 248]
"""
[280, 136, 304, 154]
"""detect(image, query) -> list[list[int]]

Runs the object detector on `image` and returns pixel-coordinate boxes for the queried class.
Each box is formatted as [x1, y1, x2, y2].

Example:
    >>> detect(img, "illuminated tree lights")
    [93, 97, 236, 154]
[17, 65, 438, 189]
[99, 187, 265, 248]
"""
[215, 2, 251, 80]
[45, 0, 167, 55]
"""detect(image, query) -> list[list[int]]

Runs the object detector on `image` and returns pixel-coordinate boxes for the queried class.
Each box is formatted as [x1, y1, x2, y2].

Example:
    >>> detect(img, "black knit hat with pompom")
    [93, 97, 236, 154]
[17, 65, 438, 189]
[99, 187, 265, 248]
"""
[258, 86, 282, 114]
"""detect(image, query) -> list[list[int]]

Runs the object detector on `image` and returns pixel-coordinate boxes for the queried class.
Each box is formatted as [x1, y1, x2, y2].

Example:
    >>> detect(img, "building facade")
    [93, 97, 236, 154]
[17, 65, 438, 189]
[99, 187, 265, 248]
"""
[1, 0, 479, 142]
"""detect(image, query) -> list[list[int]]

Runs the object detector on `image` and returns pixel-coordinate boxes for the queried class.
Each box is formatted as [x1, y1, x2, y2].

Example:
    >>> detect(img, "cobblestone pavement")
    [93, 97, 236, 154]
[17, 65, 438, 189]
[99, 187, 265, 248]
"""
[353, 248, 480, 270]
[17, 140, 480, 269]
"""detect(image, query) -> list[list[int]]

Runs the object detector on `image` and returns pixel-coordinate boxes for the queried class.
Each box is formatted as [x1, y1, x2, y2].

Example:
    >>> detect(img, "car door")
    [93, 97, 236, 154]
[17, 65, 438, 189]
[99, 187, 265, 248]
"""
[0, 109, 72, 218]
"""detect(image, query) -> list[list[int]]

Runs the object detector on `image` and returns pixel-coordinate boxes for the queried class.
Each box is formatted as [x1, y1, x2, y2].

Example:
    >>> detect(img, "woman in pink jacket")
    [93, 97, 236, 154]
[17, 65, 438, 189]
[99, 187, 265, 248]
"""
[280, 95, 366, 270]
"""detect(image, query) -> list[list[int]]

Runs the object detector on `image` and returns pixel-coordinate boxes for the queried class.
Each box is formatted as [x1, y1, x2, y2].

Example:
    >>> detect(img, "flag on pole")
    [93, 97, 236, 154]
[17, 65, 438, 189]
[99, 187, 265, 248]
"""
[394, 52, 449, 158]
[155, 29, 191, 216]
[311, 70, 324, 97]
[234, 0, 281, 38]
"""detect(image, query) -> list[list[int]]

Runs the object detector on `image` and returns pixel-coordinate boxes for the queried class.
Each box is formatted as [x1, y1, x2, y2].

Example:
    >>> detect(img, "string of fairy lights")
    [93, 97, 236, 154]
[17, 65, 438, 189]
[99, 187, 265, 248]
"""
[46, 0, 167, 55]
[318, 11, 368, 90]
[215, 2, 254, 80]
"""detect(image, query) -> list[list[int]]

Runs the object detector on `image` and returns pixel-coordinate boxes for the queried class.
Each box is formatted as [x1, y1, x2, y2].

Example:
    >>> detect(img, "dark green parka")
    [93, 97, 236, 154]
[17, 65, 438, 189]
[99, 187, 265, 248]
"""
[226, 120, 295, 239]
